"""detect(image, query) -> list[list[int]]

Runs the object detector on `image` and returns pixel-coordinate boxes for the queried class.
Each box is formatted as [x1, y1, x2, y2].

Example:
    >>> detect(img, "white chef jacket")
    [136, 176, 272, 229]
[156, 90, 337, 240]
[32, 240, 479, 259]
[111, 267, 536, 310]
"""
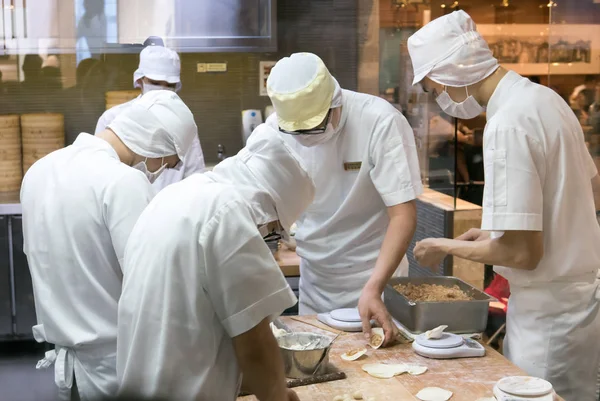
[95, 97, 206, 191]
[482, 70, 600, 400]
[117, 174, 297, 401]
[20, 133, 154, 401]
[483, 71, 600, 284]
[266, 90, 423, 313]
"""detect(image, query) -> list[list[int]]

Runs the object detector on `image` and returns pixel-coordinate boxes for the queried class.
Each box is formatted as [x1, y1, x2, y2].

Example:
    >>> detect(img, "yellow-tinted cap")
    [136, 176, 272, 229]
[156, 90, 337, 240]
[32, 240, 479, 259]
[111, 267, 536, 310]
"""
[267, 53, 335, 132]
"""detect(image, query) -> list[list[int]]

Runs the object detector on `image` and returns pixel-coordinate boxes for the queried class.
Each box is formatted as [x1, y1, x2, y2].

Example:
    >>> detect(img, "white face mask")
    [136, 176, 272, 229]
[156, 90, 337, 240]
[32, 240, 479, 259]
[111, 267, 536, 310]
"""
[132, 158, 168, 184]
[294, 122, 339, 148]
[142, 83, 175, 94]
[435, 86, 485, 120]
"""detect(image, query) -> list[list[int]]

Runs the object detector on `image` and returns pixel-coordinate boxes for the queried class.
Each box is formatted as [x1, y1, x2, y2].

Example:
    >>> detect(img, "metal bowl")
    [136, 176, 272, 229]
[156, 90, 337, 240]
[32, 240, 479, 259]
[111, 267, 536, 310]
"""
[277, 332, 332, 379]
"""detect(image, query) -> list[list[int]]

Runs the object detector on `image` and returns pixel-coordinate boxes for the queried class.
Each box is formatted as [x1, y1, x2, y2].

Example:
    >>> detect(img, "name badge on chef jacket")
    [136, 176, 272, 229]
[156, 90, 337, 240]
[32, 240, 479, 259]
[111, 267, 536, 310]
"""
[343, 162, 362, 171]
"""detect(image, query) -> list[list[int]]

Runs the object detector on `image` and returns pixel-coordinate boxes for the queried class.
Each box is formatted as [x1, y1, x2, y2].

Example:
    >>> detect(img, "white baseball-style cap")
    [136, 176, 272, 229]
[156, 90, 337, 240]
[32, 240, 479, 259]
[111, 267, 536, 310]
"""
[267, 53, 342, 132]
[133, 46, 182, 92]
[108, 90, 197, 160]
[407, 10, 499, 87]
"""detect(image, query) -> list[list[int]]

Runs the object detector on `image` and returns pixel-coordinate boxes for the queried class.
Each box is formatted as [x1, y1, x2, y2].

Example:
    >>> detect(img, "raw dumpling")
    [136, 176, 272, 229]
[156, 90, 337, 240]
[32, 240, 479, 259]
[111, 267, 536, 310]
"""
[416, 387, 453, 401]
[368, 328, 384, 349]
[425, 325, 448, 339]
[341, 348, 368, 361]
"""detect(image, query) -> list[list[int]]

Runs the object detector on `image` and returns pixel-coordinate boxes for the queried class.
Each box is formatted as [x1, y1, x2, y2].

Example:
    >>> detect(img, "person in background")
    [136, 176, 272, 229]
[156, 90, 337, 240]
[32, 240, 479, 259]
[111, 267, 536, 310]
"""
[574, 91, 591, 125]
[117, 125, 313, 401]
[570, 74, 598, 110]
[61, 58, 102, 144]
[95, 45, 205, 192]
[265, 52, 422, 345]
[409, 10, 600, 400]
[20, 90, 197, 401]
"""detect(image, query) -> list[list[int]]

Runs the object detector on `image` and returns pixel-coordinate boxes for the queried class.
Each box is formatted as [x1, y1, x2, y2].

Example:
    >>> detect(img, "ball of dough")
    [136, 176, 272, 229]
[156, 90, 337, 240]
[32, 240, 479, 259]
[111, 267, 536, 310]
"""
[333, 396, 344, 401]
[352, 391, 363, 400]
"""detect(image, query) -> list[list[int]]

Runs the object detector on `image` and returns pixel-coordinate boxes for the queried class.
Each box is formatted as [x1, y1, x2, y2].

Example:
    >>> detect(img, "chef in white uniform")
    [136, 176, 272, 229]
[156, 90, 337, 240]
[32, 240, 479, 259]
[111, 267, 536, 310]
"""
[117, 124, 314, 401]
[21, 90, 197, 401]
[410, 11, 600, 400]
[265, 53, 422, 344]
[95, 44, 205, 192]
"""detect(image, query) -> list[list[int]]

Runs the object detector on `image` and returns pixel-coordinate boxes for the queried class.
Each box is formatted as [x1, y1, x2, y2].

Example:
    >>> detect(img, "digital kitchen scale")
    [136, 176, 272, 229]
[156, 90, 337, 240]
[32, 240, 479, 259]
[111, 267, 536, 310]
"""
[317, 308, 373, 332]
[412, 332, 486, 359]
[493, 377, 556, 401]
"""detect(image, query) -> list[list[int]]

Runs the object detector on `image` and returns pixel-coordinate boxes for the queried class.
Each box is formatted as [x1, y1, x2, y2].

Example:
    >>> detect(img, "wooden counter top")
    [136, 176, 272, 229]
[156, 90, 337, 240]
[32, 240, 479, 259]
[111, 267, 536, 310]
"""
[418, 187, 481, 212]
[239, 316, 564, 401]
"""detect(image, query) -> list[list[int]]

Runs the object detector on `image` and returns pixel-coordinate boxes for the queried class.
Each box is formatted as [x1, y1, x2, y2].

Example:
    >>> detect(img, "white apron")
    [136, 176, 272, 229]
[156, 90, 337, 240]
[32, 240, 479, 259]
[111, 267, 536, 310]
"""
[33, 324, 118, 401]
[504, 276, 600, 401]
[298, 257, 408, 315]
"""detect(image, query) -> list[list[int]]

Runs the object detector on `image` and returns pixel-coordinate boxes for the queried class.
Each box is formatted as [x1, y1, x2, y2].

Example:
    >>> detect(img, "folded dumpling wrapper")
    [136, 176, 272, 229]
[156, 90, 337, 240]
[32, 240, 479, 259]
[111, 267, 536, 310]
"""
[425, 325, 448, 339]
[368, 328, 384, 349]
[416, 387, 453, 401]
[341, 348, 368, 361]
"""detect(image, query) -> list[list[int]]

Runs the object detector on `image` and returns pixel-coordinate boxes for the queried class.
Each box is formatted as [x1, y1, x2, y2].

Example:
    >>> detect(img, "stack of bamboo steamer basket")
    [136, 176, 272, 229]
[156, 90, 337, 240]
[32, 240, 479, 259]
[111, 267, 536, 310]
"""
[0, 115, 22, 198]
[21, 113, 65, 174]
[105, 90, 140, 110]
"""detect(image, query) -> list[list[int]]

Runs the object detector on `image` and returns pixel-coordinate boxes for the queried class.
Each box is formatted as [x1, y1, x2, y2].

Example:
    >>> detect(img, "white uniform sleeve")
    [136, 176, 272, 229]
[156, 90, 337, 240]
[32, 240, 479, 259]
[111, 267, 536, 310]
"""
[369, 114, 423, 206]
[95, 110, 111, 135]
[203, 201, 297, 338]
[103, 170, 155, 268]
[481, 128, 545, 231]
[182, 134, 206, 177]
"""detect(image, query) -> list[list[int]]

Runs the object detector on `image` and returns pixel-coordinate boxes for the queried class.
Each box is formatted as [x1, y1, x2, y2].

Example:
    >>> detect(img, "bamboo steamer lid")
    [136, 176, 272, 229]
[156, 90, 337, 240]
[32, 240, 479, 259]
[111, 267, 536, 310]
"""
[105, 90, 140, 110]
[0, 115, 22, 193]
[21, 113, 65, 174]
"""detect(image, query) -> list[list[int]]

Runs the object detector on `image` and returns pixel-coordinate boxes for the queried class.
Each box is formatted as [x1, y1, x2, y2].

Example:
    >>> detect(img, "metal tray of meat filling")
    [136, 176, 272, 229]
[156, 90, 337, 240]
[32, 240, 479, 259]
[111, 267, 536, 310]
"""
[384, 276, 495, 334]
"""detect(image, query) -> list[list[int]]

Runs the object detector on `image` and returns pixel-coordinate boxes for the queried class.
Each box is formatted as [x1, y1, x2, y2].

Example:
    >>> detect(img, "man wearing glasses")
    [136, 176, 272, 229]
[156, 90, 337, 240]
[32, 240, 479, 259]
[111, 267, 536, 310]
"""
[265, 52, 422, 345]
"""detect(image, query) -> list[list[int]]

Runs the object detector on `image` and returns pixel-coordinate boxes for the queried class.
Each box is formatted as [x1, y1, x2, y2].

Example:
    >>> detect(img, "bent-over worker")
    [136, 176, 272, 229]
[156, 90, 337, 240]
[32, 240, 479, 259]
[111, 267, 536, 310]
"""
[95, 44, 204, 191]
[117, 125, 314, 401]
[21, 90, 197, 401]
[265, 52, 422, 345]
[409, 10, 600, 400]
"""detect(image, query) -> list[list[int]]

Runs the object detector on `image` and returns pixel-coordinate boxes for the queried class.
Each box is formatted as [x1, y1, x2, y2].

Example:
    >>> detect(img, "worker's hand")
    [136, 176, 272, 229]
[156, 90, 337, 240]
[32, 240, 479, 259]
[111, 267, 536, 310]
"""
[358, 289, 398, 347]
[456, 228, 489, 242]
[286, 389, 301, 401]
[413, 238, 447, 270]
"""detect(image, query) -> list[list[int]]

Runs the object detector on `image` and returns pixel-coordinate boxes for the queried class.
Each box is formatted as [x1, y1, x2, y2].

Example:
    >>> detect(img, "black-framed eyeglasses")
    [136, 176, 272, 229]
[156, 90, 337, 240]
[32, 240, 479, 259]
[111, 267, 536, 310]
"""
[278, 109, 333, 136]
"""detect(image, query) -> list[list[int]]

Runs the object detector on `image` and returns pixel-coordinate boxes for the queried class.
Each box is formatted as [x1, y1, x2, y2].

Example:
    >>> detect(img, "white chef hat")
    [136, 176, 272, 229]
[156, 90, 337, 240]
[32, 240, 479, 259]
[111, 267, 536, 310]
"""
[407, 10, 499, 87]
[208, 124, 315, 232]
[133, 46, 182, 92]
[267, 53, 342, 132]
[108, 90, 197, 160]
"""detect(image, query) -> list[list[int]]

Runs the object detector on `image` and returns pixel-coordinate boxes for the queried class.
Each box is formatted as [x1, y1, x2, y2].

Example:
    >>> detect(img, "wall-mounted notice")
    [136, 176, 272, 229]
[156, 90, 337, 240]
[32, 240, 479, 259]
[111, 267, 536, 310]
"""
[259, 61, 276, 96]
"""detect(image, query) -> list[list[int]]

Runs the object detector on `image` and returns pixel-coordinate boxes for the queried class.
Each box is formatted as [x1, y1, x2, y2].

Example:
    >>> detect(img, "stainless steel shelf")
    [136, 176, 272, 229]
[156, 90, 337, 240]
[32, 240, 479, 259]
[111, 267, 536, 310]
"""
[0, 204, 21, 216]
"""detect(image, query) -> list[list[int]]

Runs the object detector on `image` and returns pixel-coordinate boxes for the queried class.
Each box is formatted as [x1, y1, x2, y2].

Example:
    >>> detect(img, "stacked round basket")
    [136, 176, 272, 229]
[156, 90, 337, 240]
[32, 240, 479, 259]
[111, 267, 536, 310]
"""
[0, 113, 65, 199]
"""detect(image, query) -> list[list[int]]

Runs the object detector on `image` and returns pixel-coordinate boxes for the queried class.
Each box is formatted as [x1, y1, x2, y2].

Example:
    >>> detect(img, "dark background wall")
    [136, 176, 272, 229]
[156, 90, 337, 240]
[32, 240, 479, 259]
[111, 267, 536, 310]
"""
[40, 0, 359, 164]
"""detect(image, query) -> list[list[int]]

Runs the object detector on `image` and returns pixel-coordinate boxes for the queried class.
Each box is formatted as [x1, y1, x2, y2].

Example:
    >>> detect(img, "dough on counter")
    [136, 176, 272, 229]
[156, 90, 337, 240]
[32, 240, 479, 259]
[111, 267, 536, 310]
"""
[416, 387, 453, 401]
[362, 363, 408, 378]
[368, 328, 384, 349]
[352, 390, 363, 399]
[333, 396, 344, 401]
[407, 364, 428, 375]
[425, 325, 448, 339]
[341, 348, 367, 361]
